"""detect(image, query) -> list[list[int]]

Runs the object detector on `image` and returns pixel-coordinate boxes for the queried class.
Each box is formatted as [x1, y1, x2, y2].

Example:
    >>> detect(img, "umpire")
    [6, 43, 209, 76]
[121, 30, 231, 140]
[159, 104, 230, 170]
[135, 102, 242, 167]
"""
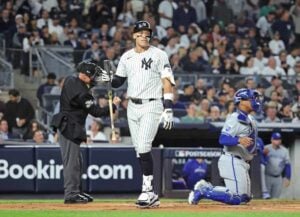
[51, 61, 120, 204]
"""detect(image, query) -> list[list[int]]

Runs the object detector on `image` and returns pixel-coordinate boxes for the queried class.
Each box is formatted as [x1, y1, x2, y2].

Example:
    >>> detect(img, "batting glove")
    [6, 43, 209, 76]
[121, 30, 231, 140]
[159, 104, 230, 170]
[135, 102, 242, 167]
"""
[101, 70, 112, 82]
[159, 108, 174, 130]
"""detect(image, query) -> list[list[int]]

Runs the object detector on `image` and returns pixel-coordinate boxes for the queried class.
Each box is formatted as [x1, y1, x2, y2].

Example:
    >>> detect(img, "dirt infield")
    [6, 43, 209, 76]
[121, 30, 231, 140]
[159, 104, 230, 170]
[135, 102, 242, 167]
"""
[0, 200, 300, 212]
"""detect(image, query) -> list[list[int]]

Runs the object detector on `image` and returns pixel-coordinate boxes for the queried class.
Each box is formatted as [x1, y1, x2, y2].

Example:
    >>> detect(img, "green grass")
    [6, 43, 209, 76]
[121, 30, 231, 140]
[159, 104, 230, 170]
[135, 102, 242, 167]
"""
[1, 211, 299, 217]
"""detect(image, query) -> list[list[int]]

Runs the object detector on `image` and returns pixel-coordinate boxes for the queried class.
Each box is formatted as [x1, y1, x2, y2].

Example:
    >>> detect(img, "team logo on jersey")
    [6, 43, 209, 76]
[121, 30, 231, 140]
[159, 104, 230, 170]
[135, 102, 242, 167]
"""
[141, 58, 153, 70]
[85, 100, 94, 108]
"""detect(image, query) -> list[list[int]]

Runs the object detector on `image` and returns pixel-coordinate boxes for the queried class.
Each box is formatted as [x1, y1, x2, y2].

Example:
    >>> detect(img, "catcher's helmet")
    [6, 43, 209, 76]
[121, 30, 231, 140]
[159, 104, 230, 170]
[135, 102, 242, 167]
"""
[76, 61, 102, 85]
[133, 20, 152, 36]
[234, 88, 261, 113]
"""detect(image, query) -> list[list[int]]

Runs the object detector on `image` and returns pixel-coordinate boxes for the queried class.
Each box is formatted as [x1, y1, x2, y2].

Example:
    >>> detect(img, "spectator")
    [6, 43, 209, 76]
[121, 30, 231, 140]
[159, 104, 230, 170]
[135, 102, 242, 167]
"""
[192, 0, 207, 24]
[86, 119, 108, 143]
[264, 132, 291, 198]
[0, 119, 19, 141]
[180, 103, 204, 123]
[245, 76, 257, 89]
[206, 105, 223, 122]
[117, 1, 136, 27]
[51, 76, 65, 95]
[256, 10, 276, 42]
[41, 25, 52, 45]
[158, 0, 175, 28]
[82, 40, 104, 63]
[240, 56, 261, 75]
[37, 9, 52, 29]
[73, 33, 90, 65]
[31, 129, 48, 144]
[287, 60, 300, 77]
[264, 75, 288, 99]
[193, 78, 206, 101]
[212, 0, 233, 26]
[278, 102, 294, 121]
[12, 23, 27, 70]
[36, 73, 57, 106]
[253, 47, 268, 71]
[215, 90, 228, 112]
[260, 57, 285, 82]
[275, 50, 289, 74]
[181, 48, 209, 73]
[268, 31, 285, 55]
[0, 99, 5, 120]
[290, 0, 300, 42]
[3, 89, 35, 137]
[89, 0, 112, 28]
[179, 84, 195, 102]
[286, 45, 300, 68]
[271, 9, 294, 49]
[198, 98, 210, 118]
[64, 30, 79, 48]
[221, 100, 235, 119]
[205, 85, 218, 105]
[262, 101, 281, 123]
[23, 119, 43, 140]
[173, 0, 197, 32]
[165, 35, 180, 58]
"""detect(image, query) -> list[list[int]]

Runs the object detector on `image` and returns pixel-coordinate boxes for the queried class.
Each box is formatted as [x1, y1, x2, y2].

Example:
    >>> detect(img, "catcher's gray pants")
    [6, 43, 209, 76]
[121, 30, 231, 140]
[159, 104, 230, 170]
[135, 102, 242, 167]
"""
[127, 99, 163, 156]
[59, 132, 83, 199]
[265, 174, 282, 198]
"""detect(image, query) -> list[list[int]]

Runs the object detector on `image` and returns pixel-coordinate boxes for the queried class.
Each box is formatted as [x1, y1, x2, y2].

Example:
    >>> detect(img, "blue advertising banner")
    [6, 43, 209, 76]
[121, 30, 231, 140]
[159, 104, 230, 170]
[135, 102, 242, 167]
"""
[0, 147, 35, 192]
[88, 147, 141, 192]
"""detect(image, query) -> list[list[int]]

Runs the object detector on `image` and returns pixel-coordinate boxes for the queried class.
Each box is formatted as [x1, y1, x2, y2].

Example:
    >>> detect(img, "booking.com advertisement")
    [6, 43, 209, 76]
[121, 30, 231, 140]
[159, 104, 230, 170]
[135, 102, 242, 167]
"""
[0, 146, 142, 193]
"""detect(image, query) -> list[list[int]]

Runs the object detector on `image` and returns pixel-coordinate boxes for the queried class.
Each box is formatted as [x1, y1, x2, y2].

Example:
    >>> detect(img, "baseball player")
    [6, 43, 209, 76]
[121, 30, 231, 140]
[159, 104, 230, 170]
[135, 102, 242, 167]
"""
[102, 20, 175, 208]
[257, 137, 271, 199]
[264, 132, 291, 198]
[182, 158, 208, 190]
[188, 88, 261, 205]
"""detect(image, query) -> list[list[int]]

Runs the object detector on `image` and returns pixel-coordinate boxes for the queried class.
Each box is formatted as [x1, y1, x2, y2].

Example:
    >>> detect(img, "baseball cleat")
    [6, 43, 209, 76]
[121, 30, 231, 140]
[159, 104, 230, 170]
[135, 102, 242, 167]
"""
[64, 194, 88, 204]
[136, 192, 160, 208]
[262, 192, 271, 200]
[188, 179, 213, 205]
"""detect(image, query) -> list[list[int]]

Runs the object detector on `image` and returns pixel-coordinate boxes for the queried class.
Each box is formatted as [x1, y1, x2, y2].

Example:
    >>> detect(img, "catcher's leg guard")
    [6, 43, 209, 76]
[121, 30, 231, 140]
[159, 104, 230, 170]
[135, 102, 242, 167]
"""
[206, 186, 242, 205]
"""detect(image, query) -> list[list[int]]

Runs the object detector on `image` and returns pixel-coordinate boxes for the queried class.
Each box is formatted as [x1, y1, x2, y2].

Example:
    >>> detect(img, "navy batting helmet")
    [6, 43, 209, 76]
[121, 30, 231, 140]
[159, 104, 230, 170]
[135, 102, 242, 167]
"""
[133, 20, 152, 36]
[234, 88, 261, 113]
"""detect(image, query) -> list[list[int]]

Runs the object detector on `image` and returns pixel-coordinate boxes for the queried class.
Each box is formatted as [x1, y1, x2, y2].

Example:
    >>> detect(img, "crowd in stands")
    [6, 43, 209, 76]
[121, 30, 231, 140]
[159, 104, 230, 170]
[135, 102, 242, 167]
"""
[1, 0, 300, 144]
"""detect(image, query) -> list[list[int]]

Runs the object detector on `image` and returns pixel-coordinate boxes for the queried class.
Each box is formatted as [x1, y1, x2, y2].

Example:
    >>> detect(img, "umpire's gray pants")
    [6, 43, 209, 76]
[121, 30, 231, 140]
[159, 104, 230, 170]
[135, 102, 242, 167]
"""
[58, 132, 83, 199]
[265, 174, 282, 198]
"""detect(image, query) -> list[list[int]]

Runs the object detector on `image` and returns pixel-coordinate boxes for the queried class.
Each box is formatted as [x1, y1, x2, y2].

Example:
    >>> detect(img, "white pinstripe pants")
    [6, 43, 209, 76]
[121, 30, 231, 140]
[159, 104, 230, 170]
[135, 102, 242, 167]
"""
[127, 99, 163, 156]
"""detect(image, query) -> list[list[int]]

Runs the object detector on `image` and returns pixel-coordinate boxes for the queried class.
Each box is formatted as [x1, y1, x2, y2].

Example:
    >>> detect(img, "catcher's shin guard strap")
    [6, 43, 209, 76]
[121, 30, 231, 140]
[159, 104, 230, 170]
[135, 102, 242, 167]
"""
[139, 152, 153, 176]
[206, 186, 242, 205]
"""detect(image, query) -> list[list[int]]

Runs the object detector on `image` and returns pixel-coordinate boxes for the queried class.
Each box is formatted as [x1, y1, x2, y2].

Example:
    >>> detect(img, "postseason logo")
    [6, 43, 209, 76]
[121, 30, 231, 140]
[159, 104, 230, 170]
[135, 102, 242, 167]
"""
[175, 150, 222, 158]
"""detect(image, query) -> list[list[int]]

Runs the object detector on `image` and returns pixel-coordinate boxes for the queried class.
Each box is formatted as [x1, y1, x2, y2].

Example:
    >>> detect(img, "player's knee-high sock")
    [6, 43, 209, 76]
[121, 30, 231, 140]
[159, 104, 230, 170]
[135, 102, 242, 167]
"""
[139, 152, 154, 192]
[204, 186, 242, 205]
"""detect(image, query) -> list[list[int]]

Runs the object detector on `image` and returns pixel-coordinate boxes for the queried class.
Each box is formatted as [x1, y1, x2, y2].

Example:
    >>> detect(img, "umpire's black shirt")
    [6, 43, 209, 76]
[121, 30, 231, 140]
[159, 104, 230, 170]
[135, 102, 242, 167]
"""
[51, 75, 110, 144]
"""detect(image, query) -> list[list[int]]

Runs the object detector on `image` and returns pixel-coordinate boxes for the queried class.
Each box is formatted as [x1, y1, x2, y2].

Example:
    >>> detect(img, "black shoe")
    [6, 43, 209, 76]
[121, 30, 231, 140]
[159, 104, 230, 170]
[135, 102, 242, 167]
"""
[80, 193, 94, 202]
[64, 194, 88, 204]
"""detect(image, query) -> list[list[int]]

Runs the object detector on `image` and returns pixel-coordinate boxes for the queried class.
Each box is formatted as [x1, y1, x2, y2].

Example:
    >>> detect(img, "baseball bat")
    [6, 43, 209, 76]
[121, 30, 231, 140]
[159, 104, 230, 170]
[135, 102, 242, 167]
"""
[103, 60, 117, 142]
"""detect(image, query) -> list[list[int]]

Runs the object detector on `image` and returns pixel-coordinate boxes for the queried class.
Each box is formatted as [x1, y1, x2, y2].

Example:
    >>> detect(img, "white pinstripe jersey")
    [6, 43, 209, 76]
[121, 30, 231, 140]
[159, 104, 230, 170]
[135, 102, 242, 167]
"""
[115, 45, 172, 99]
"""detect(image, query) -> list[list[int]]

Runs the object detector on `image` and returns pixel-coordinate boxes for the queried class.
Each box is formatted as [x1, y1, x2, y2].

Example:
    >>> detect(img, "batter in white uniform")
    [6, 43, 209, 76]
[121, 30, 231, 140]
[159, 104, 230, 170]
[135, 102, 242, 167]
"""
[189, 88, 261, 205]
[102, 20, 175, 208]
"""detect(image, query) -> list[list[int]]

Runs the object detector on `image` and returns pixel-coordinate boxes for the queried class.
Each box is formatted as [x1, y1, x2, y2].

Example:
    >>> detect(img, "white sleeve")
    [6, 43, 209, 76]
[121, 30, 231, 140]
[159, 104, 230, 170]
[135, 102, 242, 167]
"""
[158, 50, 175, 85]
[115, 54, 127, 77]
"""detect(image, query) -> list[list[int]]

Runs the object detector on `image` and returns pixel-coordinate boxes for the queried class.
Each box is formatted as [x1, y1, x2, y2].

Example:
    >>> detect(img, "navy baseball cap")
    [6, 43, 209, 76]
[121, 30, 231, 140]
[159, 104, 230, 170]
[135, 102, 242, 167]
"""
[271, 132, 282, 140]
